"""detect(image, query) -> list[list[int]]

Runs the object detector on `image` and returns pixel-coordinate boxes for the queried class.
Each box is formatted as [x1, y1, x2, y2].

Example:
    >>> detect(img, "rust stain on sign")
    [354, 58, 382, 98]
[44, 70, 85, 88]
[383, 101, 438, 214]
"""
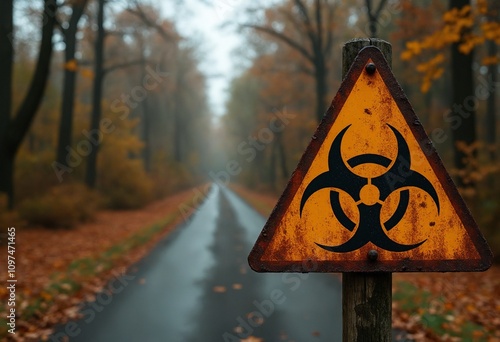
[248, 46, 493, 273]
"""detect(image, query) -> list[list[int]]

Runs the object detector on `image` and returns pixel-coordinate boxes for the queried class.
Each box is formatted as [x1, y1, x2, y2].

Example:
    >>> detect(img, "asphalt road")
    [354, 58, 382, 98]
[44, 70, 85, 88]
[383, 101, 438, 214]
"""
[51, 185, 344, 342]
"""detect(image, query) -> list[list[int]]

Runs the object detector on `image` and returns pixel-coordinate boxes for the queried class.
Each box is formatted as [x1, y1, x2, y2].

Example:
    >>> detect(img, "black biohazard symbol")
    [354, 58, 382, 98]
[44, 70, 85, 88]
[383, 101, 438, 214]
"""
[300, 124, 440, 253]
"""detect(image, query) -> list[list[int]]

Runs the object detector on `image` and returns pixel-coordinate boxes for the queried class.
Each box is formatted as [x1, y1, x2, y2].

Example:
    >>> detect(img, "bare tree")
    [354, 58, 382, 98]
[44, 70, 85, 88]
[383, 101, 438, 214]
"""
[244, 0, 336, 123]
[365, 0, 387, 37]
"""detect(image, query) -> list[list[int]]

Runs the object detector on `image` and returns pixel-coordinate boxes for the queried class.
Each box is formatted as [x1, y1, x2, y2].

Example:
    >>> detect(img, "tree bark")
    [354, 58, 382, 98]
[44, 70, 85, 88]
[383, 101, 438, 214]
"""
[449, 0, 476, 188]
[56, 0, 88, 169]
[141, 68, 152, 172]
[485, 0, 499, 162]
[0, 0, 14, 207]
[486, 39, 496, 162]
[85, 0, 105, 188]
[276, 132, 288, 179]
[0, 0, 56, 208]
[314, 52, 328, 123]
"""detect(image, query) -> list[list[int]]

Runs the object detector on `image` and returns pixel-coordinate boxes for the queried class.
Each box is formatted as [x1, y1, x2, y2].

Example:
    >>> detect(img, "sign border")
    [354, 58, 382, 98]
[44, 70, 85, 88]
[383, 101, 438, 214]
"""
[248, 46, 493, 273]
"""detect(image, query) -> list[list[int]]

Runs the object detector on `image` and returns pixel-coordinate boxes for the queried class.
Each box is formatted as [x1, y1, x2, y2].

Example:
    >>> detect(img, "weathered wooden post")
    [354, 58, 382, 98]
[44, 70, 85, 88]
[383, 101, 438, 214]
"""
[342, 38, 392, 342]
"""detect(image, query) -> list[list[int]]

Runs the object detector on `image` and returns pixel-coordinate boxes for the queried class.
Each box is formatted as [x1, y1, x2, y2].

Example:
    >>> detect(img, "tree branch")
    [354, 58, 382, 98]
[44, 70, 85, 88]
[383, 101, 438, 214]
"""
[9, 0, 57, 153]
[126, 2, 174, 43]
[294, 0, 318, 49]
[243, 24, 314, 62]
[324, 0, 336, 55]
[314, 0, 323, 50]
[104, 59, 148, 74]
[374, 0, 388, 19]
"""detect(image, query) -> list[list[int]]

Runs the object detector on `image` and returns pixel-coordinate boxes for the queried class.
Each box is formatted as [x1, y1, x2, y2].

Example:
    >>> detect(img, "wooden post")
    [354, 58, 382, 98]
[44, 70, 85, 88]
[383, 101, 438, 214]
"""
[342, 38, 393, 342]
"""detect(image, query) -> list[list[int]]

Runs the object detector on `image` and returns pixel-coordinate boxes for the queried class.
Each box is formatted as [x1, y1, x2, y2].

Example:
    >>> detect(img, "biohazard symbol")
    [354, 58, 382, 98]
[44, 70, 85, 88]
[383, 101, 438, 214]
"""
[300, 124, 440, 253]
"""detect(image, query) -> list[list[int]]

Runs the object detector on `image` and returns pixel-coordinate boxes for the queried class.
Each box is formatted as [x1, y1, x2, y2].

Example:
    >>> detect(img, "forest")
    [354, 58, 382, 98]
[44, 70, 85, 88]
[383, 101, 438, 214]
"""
[0, 0, 499, 339]
[1, 0, 498, 233]
[1, 0, 500, 257]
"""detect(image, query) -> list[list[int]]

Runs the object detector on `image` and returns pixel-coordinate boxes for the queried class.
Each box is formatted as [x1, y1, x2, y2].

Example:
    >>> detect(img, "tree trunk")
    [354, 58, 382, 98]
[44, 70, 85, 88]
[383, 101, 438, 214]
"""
[137, 36, 151, 173]
[56, 0, 87, 168]
[173, 67, 183, 163]
[314, 55, 328, 123]
[141, 77, 151, 172]
[0, 0, 14, 207]
[449, 0, 476, 188]
[486, 39, 496, 161]
[85, 0, 105, 188]
[0, 0, 56, 208]
[276, 132, 288, 178]
[269, 141, 277, 190]
[485, 0, 499, 162]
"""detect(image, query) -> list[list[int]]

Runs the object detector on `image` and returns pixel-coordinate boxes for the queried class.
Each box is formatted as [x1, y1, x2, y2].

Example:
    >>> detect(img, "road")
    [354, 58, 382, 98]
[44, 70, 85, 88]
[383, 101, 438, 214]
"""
[51, 185, 344, 341]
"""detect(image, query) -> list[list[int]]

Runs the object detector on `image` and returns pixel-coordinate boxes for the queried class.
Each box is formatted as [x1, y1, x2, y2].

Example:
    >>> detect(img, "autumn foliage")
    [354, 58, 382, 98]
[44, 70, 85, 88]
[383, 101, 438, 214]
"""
[401, 0, 500, 92]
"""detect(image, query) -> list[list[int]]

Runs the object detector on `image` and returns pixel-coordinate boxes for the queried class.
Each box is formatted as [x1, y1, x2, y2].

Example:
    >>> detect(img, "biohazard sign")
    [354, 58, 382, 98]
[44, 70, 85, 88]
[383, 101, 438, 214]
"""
[248, 46, 493, 273]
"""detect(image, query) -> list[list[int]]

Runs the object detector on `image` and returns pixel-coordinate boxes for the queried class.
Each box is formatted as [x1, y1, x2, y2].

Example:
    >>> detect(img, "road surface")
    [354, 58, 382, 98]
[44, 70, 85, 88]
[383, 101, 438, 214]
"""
[51, 185, 345, 341]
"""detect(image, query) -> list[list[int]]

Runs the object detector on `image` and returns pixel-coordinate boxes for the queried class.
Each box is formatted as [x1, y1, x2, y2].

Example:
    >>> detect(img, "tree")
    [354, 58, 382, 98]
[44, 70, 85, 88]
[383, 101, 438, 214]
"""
[0, 0, 57, 208]
[485, 0, 499, 161]
[55, 0, 89, 170]
[449, 0, 476, 185]
[365, 0, 388, 37]
[85, 0, 105, 188]
[244, 0, 336, 123]
[401, 0, 500, 187]
[125, 2, 179, 171]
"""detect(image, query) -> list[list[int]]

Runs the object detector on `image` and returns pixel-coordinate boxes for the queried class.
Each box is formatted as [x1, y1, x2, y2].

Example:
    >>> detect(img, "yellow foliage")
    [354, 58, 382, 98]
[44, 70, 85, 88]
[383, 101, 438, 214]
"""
[401, 2, 500, 92]
[64, 59, 78, 72]
[482, 22, 500, 43]
[19, 183, 101, 228]
[482, 55, 500, 65]
[415, 54, 445, 93]
[96, 107, 153, 209]
[80, 68, 94, 79]
[477, 0, 488, 15]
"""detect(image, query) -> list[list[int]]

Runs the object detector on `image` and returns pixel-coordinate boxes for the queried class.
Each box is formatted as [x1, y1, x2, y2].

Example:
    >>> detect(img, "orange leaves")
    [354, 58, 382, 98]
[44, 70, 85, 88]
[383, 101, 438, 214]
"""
[415, 54, 445, 93]
[401, 2, 500, 92]
[393, 267, 500, 340]
[64, 59, 78, 71]
[63, 59, 94, 79]
[482, 21, 500, 43]
[477, 0, 489, 16]
[80, 68, 94, 79]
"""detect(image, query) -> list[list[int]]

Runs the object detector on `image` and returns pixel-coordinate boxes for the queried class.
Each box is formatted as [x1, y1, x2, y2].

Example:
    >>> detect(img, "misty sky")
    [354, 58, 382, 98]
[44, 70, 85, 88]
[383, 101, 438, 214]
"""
[161, 0, 245, 117]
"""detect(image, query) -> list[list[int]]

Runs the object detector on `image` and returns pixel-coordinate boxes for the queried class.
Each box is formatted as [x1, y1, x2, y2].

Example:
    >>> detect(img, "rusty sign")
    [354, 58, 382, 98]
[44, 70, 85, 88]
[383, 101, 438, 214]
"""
[248, 46, 493, 273]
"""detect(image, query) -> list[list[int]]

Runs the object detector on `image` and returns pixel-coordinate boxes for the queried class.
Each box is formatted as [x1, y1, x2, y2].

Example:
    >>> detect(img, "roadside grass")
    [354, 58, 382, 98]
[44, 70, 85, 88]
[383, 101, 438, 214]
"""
[0, 191, 203, 339]
[19, 216, 176, 322]
[393, 280, 490, 341]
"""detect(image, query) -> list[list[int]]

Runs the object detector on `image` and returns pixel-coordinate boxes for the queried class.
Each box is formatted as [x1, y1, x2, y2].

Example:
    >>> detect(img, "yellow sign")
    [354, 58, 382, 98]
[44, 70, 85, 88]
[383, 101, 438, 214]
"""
[248, 47, 493, 273]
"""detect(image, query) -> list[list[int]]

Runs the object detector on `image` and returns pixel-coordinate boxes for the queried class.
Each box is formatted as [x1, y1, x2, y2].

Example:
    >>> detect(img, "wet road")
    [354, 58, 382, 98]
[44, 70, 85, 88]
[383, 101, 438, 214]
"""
[52, 186, 342, 342]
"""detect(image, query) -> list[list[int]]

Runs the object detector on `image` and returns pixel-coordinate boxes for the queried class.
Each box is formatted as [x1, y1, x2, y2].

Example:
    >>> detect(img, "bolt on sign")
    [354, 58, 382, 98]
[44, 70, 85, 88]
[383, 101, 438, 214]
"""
[248, 46, 493, 273]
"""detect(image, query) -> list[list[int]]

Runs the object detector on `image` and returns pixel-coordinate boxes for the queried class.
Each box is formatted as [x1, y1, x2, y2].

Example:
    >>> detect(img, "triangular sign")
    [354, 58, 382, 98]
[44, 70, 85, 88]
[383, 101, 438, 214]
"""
[248, 46, 493, 273]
